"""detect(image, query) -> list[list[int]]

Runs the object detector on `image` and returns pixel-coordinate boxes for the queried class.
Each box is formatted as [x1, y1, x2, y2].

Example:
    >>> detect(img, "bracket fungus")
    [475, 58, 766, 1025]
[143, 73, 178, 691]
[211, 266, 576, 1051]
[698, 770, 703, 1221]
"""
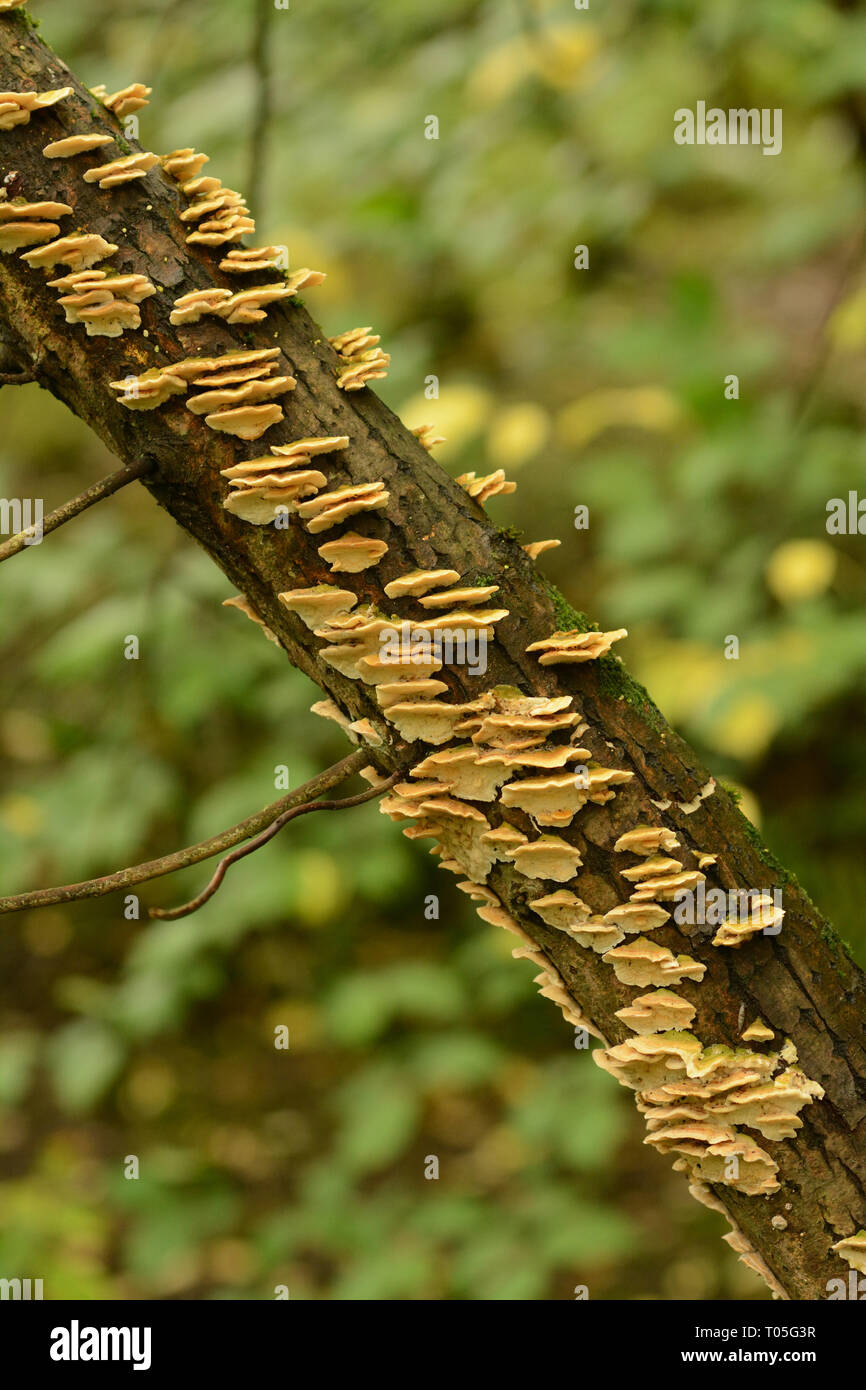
[500, 764, 631, 826]
[42, 132, 114, 158]
[741, 1018, 775, 1043]
[614, 825, 681, 856]
[713, 894, 785, 947]
[506, 833, 583, 882]
[375, 679, 448, 708]
[0, 193, 71, 251]
[629, 868, 706, 903]
[523, 538, 561, 560]
[296, 481, 390, 534]
[161, 148, 210, 181]
[529, 889, 592, 930]
[22, 232, 118, 272]
[527, 627, 628, 665]
[82, 151, 159, 188]
[50, 268, 156, 337]
[603, 902, 671, 934]
[204, 403, 284, 442]
[91, 82, 152, 118]
[604, 937, 706, 987]
[0, 86, 71, 130]
[278, 585, 357, 630]
[336, 347, 391, 392]
[412, 423, 446, 451]
[384, 569, 462, 599]
[417, 584, 500, 609]
[614, 990, 697, 1036]
[456, 468, 516, 505]
[317, 532, 388, 573]
[222, 595, 279, 646]
[831, 1232, 866, 1275]
[410, 746, 513, 802]
[219, 245, 286, 274]
[479, 823, 527, 861]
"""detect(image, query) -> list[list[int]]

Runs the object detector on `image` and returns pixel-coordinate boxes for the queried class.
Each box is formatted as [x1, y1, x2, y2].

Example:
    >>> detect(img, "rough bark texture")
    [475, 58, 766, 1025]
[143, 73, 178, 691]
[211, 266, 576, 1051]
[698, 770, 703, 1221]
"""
[1, 11, 865, 1300]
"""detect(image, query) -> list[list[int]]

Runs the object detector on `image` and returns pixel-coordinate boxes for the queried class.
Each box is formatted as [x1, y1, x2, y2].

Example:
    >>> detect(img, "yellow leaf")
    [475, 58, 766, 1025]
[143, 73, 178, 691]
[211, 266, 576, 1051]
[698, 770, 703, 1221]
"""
[765, 539, 837, 604]
[487, 402, 550, 470]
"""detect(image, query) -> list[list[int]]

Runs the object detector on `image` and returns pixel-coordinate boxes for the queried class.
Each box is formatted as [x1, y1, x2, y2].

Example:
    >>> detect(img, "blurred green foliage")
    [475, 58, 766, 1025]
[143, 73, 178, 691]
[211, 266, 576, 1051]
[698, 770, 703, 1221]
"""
[1, 0, 866, 1299]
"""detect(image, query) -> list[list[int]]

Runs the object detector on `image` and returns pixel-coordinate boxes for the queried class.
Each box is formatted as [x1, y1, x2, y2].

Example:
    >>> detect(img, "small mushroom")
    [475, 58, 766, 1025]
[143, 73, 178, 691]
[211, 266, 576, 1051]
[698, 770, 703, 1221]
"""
[0, 220, 61, 251]
[375, 679, 448, 708]
[168, 287, 233, 325]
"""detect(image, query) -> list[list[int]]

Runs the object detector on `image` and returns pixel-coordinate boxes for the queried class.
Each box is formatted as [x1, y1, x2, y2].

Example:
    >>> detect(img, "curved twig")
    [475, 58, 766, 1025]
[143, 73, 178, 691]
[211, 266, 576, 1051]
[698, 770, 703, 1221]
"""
[150, 769, 400, 920]
[0, 750, 371, 914]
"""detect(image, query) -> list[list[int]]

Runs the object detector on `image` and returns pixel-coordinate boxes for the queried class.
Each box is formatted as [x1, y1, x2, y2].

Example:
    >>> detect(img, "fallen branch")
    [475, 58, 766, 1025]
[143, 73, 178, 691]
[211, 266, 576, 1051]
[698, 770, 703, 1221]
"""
[0, 750, 370, 914]
[0, 459, 153, 564]
[150, 770, 400, 920]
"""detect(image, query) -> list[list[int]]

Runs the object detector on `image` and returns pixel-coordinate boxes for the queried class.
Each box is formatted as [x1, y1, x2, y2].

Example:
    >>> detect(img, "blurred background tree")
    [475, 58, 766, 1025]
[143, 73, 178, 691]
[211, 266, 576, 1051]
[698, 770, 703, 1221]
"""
[1, 0, 865, 1299]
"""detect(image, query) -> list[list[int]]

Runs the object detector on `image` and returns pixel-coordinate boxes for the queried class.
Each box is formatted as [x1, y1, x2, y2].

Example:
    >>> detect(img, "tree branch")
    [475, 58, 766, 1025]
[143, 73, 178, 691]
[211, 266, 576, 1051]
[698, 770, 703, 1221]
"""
[1, 12, 864, 1299]
[0, 459, 152, 563]
[0, 751, 370, 914]
[150, 770, 400, 920]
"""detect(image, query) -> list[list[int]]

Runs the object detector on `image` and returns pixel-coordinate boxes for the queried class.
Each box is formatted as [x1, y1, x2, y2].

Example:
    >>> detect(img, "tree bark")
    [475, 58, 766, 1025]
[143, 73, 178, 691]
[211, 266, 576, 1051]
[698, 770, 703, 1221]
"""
[1, 11, 865, 1301]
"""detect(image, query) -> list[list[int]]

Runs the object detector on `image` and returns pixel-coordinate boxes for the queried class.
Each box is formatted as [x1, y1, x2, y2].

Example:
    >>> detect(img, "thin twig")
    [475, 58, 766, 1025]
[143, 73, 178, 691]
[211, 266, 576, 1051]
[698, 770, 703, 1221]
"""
[0, 751, 372, 915]
[248, 0, 274, 224]
[150, 769, 400, 920]
[0, 459, 152, 564]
